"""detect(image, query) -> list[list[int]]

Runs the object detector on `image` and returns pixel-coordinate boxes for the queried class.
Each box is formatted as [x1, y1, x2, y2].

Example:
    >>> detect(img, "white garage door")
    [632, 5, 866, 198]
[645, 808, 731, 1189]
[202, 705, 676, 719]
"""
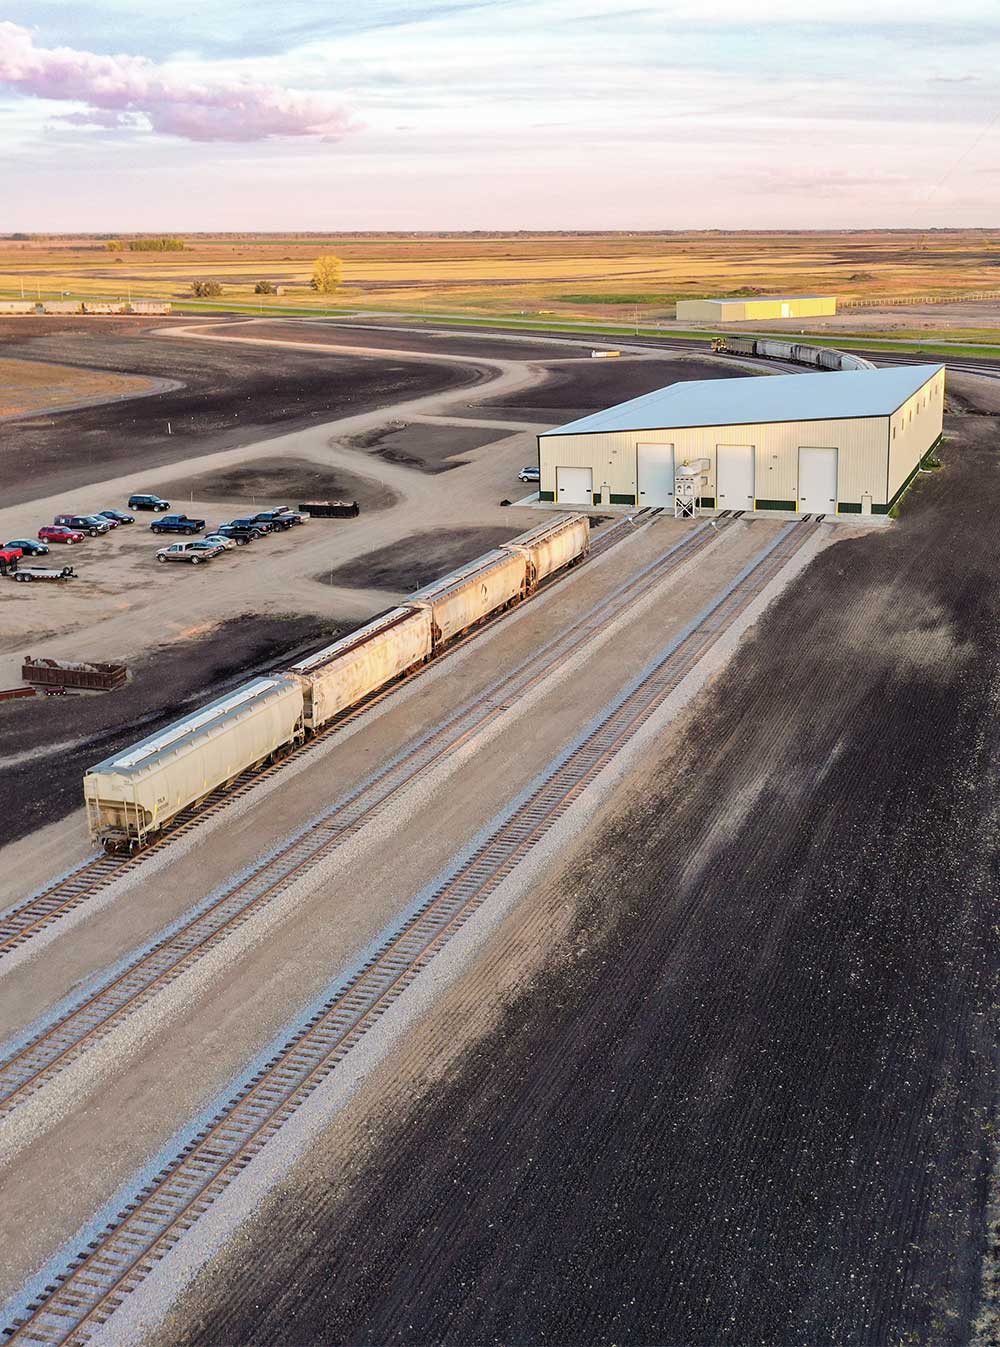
[798, 446, 838, 512]
[556, 466, 593, 506]
[716, 444, 755, 510]
[637, 442, 675, 507]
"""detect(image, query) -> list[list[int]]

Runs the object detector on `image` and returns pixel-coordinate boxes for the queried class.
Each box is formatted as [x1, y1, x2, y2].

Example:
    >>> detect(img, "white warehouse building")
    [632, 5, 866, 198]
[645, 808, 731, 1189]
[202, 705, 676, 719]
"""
[537, 364, 945, 516]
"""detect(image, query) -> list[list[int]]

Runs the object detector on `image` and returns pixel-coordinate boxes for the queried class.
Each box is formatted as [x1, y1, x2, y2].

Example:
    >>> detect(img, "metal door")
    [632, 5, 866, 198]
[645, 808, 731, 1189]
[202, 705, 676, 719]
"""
[798, 446, 838, 511]
[637, 442, 675, 507]
[716, 444, 755, 510]
[556, 466, 593, 506]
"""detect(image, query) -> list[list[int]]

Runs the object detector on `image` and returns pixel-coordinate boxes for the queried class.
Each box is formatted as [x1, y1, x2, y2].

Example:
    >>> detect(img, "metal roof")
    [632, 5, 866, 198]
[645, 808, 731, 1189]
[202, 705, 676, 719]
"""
[543, 364, 944, 437]
[694, 295, 833, 305]
[88, 676, 291, 775]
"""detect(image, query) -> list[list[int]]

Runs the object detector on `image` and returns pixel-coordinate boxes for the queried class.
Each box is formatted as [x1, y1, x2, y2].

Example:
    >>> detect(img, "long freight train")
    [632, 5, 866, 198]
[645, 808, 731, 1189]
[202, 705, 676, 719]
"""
[84, 514, 590, 852]
[711, 336, 875, 372]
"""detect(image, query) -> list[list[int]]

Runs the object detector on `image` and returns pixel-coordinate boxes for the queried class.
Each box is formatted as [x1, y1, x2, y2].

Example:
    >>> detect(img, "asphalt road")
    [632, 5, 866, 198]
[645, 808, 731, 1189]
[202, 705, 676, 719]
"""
[169, 401, 1000, 1346]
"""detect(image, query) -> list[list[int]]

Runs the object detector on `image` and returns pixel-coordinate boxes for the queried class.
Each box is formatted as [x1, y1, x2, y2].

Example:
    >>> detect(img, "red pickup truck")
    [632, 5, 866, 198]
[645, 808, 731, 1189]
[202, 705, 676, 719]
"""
[0, 547, 22, 575]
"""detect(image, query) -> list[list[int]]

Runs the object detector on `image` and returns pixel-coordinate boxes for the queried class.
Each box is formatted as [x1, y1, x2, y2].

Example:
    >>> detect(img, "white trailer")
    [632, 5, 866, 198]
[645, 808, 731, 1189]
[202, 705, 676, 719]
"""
[409, 550, 528, 645]
[289, 606, 433, 730]
[84, 675, 305, 850]
[503, 513, 589, 587]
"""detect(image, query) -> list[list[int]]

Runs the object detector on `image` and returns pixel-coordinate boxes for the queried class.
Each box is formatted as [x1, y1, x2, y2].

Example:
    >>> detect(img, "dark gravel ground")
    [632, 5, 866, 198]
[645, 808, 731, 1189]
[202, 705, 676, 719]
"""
[316, 527, 518, 592]
[0, 614, 346, 849]
[456, 355, 749, 423]
[0, 318, 483, 504]
[153, 456, 399, 512]
[346, 422, 512, 474]
[168, 402, 1000, 1347]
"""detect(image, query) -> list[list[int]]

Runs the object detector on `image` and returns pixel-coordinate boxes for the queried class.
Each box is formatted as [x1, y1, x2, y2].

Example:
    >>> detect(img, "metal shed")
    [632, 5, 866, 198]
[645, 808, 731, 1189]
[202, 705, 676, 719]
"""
[537, 364, 945, 516]
[677, 295, 837, 323]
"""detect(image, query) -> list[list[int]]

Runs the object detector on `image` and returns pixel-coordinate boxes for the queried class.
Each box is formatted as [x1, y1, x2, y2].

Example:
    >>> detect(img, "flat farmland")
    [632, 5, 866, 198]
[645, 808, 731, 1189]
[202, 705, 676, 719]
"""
[160, 394, 1000, 1346]
[0, 356, 162, 419]
[3, 231, 999, 327]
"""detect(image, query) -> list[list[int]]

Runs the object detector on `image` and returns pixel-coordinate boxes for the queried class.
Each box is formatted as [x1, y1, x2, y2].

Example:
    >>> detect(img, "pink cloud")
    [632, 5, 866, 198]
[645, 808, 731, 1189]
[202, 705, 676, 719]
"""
[0, 22, 354, 142]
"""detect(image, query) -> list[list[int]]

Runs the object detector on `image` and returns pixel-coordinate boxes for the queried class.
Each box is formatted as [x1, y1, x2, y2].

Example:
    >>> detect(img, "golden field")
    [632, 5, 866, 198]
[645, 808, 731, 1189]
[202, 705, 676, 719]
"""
[0, 357, 154, 418]
[2, 231, 999, 323]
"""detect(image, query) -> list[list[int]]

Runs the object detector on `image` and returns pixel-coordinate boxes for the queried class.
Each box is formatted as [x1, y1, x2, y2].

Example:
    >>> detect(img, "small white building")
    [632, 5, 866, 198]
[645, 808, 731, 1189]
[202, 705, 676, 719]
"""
[677, 295, 837, 323]
[537, 364, 944, 516]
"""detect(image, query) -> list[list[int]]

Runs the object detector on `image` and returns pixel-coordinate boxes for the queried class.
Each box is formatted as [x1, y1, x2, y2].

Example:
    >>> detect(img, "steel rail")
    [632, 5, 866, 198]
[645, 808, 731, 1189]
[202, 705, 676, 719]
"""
[0, 508, 659, 961]
[0, 510, 732, 1113]
[2, 514, 821, 1347]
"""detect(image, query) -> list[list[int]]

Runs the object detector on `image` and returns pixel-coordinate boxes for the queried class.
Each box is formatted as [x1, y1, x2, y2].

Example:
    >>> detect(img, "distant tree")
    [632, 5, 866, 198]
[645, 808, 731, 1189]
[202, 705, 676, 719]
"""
[190, 280, 223, 298]
[10, 232, 31, 241]
[254, 280, 278, 294]
[310, 255, 343, 294]
[105, 239, 124, 252]
[129, 237, 186, 252]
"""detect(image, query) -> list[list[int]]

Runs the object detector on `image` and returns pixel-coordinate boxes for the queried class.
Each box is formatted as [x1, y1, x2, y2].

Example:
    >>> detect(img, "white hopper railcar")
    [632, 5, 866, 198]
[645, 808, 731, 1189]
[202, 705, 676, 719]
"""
[289, 606, 433, 731]
[84, 675, 305, 851]
[503, 513, 589, 587]
[409, 549, 528, 646]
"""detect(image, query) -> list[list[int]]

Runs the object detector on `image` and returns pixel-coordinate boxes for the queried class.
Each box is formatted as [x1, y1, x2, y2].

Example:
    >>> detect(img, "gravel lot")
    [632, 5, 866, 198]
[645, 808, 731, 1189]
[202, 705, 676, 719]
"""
[0, 318, 482, 503]
[315, 527, 519, 592]
[164, 397, 1000, 1346]
[153, 456, 399, 512]
[459, 354, 748, 422]
[346, 421, 513, 474]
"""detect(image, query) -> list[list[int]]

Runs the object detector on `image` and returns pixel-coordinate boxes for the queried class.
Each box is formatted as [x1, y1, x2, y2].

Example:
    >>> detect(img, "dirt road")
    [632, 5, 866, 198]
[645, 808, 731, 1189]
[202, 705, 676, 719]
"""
[159, 396, 1000, 1345]
[0, 318, 481, 503]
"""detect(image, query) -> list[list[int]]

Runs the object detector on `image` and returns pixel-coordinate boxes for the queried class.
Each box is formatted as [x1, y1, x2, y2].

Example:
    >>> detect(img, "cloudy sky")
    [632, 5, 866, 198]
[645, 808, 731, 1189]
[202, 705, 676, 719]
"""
[1, 0, 998, 230]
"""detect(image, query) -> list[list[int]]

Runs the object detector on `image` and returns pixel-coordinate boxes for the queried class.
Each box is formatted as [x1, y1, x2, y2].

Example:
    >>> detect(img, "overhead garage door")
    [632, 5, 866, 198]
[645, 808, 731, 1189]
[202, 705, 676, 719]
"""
[716, 444, 755, 510]
[637, 442, 675, 507]
[556, 466, 593, 506]
[798, 446, 838, 512]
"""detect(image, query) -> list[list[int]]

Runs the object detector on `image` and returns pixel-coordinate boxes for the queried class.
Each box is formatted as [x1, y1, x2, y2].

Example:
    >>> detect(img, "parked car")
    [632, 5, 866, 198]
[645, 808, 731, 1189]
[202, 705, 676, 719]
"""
[188, 539, 229, 557]
[202, 533, 238, 551]
[54, 513, 112, 536]
[39, 525, 84, 544]
[212, 523, 262, 545]
[98, 509, 135, 525]
[273, 507, 305, 526]
[156, 541, 222, 564]
[128, 494, 171, 512]
[0, 546, 22, 574]
[150, 514, 206, 536]
[228, 515, 274, 535]
[5, 538, 49, 556]
[518, 466, 541, 483]
[251, 509, 304, 531]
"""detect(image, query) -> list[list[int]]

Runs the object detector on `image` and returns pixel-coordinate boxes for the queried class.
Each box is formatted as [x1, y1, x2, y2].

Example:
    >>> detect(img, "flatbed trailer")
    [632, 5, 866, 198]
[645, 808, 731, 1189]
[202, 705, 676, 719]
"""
[10, 566, 76, 583]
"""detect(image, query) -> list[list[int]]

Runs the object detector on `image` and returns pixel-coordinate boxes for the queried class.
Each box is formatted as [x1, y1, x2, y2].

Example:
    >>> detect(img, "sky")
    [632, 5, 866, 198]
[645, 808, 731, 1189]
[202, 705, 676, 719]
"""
[1, 0, 998, 230]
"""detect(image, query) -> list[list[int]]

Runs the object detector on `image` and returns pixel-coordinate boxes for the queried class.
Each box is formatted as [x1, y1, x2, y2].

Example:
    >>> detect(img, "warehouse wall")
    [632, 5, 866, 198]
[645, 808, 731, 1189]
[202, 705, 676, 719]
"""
[886, 367, 945, 504]
[677, 297, 837, 323]
[540, 413, 895, 510]
[743, 297, 837, 320]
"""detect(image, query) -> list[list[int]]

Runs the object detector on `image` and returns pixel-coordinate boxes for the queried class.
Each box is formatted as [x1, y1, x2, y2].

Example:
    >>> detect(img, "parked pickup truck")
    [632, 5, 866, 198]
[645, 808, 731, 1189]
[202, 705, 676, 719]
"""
[251, 508, 305, 531]
[150, 514, 205, 536]
[212, 523, 262, 545]
[156, 541, 222, 564]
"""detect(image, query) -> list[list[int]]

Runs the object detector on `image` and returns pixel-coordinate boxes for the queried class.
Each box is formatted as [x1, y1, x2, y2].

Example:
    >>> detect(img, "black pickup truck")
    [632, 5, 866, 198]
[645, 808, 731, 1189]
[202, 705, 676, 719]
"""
[213, 522, 263, 545]
[149, 514, 205, 536]
[251, 508, 304, 531]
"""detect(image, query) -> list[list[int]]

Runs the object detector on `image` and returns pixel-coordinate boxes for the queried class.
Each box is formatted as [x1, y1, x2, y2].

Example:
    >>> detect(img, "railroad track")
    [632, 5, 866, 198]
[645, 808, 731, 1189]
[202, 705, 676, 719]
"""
[0, 508, 659, 962]
[1, 513, 822, 1347]
[0, 508, 731, 1116]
